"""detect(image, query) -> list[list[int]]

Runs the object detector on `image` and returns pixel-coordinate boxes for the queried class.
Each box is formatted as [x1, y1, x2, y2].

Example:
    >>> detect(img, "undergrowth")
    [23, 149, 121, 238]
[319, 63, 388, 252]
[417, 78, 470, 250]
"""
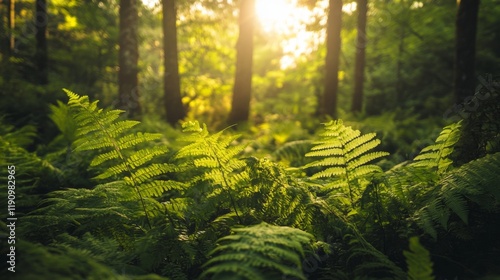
[2, 90, 500, 279]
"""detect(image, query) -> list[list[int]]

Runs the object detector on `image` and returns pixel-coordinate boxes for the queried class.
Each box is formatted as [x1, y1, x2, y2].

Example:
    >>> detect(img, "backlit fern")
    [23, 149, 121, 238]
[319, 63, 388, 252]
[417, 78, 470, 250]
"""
[63, 89, 181, 228]
[304, 120, 388, 204]
[201, 222, 315, 280]
[175, 121, 249, 224]
[411, 121, 462, 174]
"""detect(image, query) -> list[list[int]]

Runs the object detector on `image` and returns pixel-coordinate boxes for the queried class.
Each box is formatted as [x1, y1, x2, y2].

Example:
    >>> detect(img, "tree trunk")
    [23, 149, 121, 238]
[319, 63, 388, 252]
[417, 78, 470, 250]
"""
[6, 0, 15, 55]
[228, 0, 255, 125]
[0, 1, 7, 60]
[118, 0, 141, 118]
[162, 0, 185, 126]
[351, 0, 367, 113]
[395, 25, 406, 104]
[35, 0, 48, 85]
[323, 0, 342, 119]
[454, 0, 480, 103]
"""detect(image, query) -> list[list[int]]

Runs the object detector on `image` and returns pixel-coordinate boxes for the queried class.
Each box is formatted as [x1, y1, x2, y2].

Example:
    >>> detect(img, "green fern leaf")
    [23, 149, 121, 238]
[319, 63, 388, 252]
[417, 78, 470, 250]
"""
[305, 120, 388, 203]
[412, 121, 461, 174]
[201, 222, 314, 280]
[62, 89, 180, 229]
[404, 237, 435, 280]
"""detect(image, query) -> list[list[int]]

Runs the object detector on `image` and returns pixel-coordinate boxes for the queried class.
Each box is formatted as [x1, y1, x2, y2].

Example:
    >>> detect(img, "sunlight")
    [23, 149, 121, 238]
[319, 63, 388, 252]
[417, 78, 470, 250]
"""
[255, 0, 325, 69]
[141, 0, 158, 9]
[255, 0, 305, 34]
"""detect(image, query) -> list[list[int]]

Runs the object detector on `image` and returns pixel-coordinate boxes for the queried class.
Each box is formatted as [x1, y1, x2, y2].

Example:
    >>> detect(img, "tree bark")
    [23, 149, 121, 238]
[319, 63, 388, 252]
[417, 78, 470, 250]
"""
[35, 0, 48, 85]
[7, 0, 16, 55]
[395, 24, 406, 104]
[163, 0, 185, 126]
[454, 0, 480, 103]
[323, 0, 342, 119]
[228, 0, 255, 125]
[351, 0, 367, 113]
[0, 1, 7, 60]
[118, 0, 141, 118]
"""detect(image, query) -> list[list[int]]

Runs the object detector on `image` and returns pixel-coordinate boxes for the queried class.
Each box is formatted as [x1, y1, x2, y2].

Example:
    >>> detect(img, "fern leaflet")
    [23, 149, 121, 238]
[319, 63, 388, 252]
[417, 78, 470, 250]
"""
[201, 222, 314, 280]
[304, 120, 388, 204]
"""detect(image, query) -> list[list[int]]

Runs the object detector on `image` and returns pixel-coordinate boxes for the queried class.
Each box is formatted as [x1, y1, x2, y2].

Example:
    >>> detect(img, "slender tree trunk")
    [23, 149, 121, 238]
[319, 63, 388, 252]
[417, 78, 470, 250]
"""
[118, 0, 141, 118]
[7, 0, 15, 54]
[162, 0, 185, 126]
[0, 1, 7, 60]
[395, 25, 406, 104]
[228, 0, 255, 125]
[35, 0, 48, 85]
[351, 0, 367, 113]
[323, 0, 342, 119]
[454, 0, 480, 103]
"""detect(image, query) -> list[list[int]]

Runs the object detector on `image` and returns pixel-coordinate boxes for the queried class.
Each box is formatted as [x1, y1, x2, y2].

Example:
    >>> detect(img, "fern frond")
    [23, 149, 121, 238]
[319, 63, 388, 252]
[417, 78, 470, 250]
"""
[412, 153, 500, 238]
[412, 121, 461, 174]
[63, 89, 180, 229]
[175, 121, 249, 223]
[201, 222, 314, 280]
[404, 237, 435, 280]
[304, 120, 388, 204]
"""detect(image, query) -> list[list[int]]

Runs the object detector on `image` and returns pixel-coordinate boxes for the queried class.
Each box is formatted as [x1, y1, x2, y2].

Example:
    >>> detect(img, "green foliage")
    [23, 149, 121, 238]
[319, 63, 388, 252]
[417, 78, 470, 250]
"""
[49, 101, 78, 144]
[201, 222, 314, 280]
[273, 140, 314, 168]
[0, 231, 124, 280]
[304, 120, 388, 204]
[5, 91, 500, 279]
[175, 120, 249, 224]
[404, 237, 434, 280]
[346, 234, 406, 279]
[414, 152, 500, 238]
[411, 121, 462, 174]
[244, 157, 314, 229]
[0, 118, 59, 215]
[64, 89, 182, 228]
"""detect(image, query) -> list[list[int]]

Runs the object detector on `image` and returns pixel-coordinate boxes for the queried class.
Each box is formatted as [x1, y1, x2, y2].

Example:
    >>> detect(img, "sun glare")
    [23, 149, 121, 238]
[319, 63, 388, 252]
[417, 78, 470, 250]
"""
[255, 0, 326, 68]
[255, 0, 302, 34]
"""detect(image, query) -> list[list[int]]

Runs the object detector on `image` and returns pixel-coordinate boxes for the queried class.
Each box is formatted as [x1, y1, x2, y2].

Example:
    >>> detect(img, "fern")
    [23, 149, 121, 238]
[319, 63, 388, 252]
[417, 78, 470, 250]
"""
[49, 100, 78, 144]
[273, 140, 314, 168]
[175, 121, 249, 224]
[414, 152, 500, 238]
[404, 237, 434, 280]
[304, 120, 388, 204]
[201, 222, 314, 280]
[411, 121, 462, 174]
[63, 89, 182, 228]
[0, 118, 60, 216]
[244, 157, 314, 229]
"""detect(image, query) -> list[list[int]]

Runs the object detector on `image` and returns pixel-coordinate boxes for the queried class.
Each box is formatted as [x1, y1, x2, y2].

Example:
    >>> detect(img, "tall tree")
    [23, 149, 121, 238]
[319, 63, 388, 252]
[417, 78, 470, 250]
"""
[351, 0, 367, 113]
[0, 1, 8, 60]
[118, 0, 141, 117]
[35, 0, 48, 85]
[323, 0, 342, 119]
[228, 0, 255, 125]
[162, 0, 185, 125]
[9, 0, 14, 52]
[454, 0, 480, 103]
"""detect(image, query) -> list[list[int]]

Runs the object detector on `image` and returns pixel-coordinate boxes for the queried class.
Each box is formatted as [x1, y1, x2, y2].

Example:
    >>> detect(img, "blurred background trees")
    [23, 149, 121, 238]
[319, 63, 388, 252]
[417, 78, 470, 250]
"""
[0, 0, 498, 132]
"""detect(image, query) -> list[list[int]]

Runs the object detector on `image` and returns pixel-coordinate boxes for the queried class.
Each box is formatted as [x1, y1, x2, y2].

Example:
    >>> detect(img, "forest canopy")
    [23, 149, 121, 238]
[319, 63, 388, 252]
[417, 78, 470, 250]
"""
[1, 0, 500, 279]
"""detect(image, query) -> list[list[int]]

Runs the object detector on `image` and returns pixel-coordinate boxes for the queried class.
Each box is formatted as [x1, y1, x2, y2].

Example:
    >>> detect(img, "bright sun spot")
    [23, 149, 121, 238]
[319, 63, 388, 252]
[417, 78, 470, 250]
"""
[255, 0, 303, 34]
[255, 0, 326, 69]
[141, 0, 158, 8]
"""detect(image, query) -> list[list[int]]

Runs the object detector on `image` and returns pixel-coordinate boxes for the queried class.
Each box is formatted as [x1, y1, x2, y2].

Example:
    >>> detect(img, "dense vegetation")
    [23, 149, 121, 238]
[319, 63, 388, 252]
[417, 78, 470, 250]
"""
[1, 0, 500, 279]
